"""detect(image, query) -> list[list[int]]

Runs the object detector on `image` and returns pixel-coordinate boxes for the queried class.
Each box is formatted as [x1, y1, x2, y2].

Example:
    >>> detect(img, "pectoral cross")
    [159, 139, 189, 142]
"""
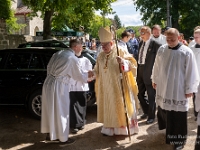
[103, 54, 110, 72]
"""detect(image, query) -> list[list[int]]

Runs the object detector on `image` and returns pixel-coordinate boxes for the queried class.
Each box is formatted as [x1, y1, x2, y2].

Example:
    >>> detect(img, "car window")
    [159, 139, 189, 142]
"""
[0, 53, 5, 63]
[31, 42, 50, 47]
[43, 54, 54, 68]
[0, 52, 6, 69]
[29, 54, 43, 69]
[6, 53, 31, 69]
[51, 42, 62, 47]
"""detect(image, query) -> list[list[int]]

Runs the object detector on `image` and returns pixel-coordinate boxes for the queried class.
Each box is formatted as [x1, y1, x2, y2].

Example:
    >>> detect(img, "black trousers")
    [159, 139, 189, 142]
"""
[195, 126, 200, 150]
[136, 65, 156, 119]
[157, 107, 187, 145]
[193, 93, 198, 117]
[69, 91, 87, 129]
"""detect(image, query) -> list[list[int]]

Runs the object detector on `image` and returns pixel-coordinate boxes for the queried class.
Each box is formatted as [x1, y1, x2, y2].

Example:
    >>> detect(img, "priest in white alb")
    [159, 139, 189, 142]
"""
[152, 28, 199, 150]
[41, 39, 93, 144]
[190, 29, 200, 150]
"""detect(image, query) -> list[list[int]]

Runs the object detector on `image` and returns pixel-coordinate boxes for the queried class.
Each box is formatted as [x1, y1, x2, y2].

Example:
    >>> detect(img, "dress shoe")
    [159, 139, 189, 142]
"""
[46, 133, 50, 141]
[146, 119, 154, 124]
[71, 128, 79, 134]
[140, 114, 148, 119]
[78, 126, 85, 130]
[45, 133, 60, 143]
[174, 144, 184, 150]
[59, 138, 76, 146]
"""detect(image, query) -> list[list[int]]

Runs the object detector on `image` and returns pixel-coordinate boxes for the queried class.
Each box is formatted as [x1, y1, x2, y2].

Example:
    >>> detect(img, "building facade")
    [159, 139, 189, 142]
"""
[11, 0, 43, 36]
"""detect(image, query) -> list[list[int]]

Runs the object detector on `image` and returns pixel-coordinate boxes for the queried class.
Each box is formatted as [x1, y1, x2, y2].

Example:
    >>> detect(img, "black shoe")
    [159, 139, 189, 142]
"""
[45, 134, 60, 143]
[140, 114, 148, 119]
[59, 138, 76, 146]
[174, 144, 184, 150]
[71, 128, 79, 134]
[46, 133, 50, 141]
[78, 126, 85, 130]
[146, 119, 154, 124]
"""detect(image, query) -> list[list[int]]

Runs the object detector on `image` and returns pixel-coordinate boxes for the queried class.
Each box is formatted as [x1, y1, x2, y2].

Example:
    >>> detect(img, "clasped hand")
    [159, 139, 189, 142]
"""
[88, 70, 95, 82]
[116, 56, 124, 64]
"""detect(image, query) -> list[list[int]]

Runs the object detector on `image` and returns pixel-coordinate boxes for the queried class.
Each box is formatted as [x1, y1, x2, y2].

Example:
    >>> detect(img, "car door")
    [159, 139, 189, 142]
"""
[0, 52, 45, 104]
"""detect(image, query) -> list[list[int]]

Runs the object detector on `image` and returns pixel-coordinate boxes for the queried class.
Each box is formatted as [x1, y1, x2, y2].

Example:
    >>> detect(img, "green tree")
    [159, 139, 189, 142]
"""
[22, 0, 117, 39]
[133, 0, 200, 38]
[114, 14, 122, 29]
[115, 26, 141, 40]
[0, 0, 11, 19]
[116, 27, 126, 39]
[89, 15, 112, 39]
[0, 0, 26, 34]
[6, 10, 26, 34]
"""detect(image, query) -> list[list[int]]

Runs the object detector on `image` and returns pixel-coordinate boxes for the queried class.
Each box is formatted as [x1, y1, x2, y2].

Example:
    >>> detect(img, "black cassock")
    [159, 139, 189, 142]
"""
[157, 106, 187, 145]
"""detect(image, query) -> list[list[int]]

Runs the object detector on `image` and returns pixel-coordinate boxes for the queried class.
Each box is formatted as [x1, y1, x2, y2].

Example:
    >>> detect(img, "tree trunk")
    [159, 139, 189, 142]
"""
[43, 10, 54, 40]
[171, 0, 179, 29]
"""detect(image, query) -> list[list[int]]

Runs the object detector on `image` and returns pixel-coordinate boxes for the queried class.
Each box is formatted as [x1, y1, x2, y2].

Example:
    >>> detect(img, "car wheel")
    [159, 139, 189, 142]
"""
[28, 90, 42, 119]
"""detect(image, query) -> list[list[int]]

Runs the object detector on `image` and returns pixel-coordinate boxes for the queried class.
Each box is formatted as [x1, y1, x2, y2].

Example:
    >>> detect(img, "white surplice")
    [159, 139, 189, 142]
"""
[118, 40, 129, 53]
[190, 45, 200, 125]
[69, 56, 92, 91]
[151, 34, 167, 45]
[152, 44, 199, 112]
[41, 49, 88, 142]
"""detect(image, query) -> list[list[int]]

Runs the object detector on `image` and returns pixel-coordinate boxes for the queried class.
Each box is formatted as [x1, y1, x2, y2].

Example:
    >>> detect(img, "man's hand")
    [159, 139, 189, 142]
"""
[88, 70, 94, 78]
[116, 56, 124, 64]
[185, 93, 193, 98]
[152, 82, 157, 89]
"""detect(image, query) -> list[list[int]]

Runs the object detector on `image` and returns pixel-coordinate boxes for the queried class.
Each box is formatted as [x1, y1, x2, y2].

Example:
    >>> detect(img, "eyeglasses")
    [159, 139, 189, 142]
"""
[140, 32, 146, 35]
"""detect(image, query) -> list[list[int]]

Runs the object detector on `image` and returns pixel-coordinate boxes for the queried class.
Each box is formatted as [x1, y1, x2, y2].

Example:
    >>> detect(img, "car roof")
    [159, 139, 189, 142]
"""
[18, 39, 69, 48]
[0, 47, 63, 53]
[21, 39, 61, 44]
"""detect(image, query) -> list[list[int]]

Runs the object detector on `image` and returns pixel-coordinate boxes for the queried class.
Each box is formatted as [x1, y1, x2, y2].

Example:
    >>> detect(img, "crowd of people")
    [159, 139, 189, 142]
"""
[40, 24, 200, 150]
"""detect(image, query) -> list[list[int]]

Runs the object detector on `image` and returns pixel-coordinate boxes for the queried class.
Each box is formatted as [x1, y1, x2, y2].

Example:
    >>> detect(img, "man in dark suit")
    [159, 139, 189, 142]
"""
[136, 26, 161, 124]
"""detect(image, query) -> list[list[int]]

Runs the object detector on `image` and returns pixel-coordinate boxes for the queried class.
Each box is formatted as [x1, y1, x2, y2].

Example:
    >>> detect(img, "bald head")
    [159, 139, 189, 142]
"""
[166, 28, 179, 48]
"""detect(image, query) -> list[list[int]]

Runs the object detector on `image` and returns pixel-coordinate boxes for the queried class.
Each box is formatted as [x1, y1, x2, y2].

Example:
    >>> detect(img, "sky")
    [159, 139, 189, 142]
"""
[96, 0, 143, 27]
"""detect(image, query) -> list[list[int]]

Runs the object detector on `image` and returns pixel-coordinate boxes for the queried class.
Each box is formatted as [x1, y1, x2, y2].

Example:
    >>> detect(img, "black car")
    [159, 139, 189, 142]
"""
[0, 47, 96, 119]
[18, 39, 69, 48]
[18, 39, 96, 67]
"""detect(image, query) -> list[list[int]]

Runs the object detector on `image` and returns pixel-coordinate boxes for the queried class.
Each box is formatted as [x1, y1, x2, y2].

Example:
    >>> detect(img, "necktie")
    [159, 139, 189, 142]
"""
[139, 42, 145, 64]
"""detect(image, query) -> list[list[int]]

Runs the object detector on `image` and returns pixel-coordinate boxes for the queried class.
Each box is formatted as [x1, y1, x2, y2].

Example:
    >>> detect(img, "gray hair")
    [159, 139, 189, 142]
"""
[69, 39, 82, 48]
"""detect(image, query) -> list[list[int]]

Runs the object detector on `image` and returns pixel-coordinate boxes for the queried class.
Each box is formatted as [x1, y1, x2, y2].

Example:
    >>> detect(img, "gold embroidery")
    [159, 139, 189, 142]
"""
[103, 50, 113, 72]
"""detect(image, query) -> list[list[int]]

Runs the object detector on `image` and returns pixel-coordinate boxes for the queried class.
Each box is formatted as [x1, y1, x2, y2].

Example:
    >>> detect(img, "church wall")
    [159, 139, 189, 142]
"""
[0, 19, 43, 49]
[29, 12, 43, 36]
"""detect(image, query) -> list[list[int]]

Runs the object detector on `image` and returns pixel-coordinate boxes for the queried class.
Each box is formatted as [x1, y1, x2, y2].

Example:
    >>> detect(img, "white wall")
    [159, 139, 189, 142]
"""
[29, 12, 43, 36]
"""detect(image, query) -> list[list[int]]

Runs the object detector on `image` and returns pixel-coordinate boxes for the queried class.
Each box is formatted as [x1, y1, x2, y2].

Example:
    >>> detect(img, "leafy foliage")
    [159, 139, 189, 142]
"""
[113, 15, 122, 29]
[0, 0, 11, 19]
[0, 0, 26, 34]
[115, 26, 141, 39]
[133, 0, 200, 38]
[89, 15, 112, 39]
[22, 0, 117, 39]
[6, 10, 26, 34]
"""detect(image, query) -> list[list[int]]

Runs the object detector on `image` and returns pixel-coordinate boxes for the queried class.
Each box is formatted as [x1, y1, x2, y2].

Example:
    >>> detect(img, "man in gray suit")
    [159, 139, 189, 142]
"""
[136, 26, 161, 124]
